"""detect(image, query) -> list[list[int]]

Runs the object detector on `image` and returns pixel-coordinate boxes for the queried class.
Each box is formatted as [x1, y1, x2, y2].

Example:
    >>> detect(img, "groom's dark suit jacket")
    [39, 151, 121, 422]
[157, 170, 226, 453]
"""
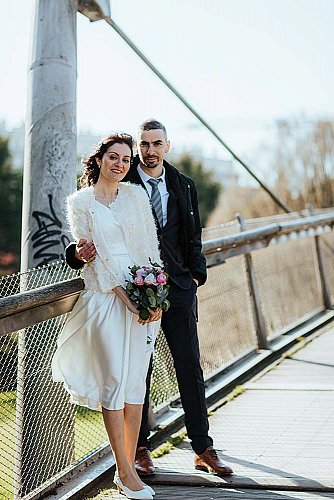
[66, 156, 207, 289]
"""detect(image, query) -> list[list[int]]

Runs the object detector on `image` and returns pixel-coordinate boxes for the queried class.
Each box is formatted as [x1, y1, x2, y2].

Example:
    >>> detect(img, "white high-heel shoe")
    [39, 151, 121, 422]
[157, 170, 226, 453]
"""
[115, 472, 155, 497]
[113, 475, 153, 499]
[141, 482, 155, 496]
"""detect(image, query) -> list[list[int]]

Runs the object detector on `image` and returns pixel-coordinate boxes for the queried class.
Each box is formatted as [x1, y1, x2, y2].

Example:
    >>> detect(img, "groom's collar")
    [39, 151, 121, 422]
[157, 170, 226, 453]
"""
[137, 164, 166, 185]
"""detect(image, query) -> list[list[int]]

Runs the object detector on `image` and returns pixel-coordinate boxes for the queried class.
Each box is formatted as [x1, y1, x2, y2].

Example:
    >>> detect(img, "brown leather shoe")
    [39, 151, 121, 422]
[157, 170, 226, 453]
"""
[194, 446, 233, 475]
[135, 446, 155, 475]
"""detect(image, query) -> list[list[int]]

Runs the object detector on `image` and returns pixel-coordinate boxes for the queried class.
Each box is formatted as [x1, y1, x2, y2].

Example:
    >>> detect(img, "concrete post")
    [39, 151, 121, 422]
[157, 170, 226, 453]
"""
[21, 0, 78, 271]
[16, 1, 78, 496]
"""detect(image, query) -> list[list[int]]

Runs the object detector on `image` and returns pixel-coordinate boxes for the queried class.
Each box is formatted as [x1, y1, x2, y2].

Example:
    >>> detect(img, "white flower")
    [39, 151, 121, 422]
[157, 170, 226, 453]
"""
[144, 273, 157, 285]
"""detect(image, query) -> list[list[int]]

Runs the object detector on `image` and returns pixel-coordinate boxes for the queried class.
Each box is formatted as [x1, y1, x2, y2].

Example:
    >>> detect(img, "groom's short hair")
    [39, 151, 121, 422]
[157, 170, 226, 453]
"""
[138, 119, 168, 141]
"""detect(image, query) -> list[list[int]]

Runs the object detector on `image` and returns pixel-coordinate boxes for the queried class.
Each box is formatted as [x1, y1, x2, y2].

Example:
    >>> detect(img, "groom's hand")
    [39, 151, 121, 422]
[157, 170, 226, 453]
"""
[76, 239, 97, 263]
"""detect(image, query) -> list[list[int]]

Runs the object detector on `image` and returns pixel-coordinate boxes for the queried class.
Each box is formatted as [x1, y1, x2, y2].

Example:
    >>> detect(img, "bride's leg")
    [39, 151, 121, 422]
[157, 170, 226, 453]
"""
[124, 403, 152, 486]
[124, 402, 143, 465]
[124, 320, 155, 483]
[102, 407, 142, 491]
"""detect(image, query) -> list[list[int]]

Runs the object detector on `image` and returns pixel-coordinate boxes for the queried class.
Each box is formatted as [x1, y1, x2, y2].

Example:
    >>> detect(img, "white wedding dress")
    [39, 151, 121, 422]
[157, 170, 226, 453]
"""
[52, 200, 158, 411]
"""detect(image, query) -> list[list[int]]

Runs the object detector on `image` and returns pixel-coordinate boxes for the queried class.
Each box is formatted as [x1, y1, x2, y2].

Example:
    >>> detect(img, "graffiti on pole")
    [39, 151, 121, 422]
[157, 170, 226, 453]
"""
[31, 194, 70, 266]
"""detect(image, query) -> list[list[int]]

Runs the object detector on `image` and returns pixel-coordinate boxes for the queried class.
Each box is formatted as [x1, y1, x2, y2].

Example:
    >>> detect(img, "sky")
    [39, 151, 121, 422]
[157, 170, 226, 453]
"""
[0, 0, 333, 183]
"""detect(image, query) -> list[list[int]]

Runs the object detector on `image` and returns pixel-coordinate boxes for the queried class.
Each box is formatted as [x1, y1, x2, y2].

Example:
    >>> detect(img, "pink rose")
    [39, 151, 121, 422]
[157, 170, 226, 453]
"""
[157, 273, 167, 285]
[136, 268, 145, 276]
[144, 273, 157, 285]
[134, 276, 144, 286]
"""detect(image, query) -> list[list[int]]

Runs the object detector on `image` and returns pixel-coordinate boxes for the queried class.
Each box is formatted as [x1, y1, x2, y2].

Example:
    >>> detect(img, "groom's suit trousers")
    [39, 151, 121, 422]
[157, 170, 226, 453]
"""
[138, 281, 213, 455]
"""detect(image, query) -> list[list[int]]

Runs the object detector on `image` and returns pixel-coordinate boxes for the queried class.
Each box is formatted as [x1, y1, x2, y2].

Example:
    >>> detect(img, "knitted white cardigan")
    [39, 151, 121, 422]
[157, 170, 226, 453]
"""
[66, 182, 162, 293]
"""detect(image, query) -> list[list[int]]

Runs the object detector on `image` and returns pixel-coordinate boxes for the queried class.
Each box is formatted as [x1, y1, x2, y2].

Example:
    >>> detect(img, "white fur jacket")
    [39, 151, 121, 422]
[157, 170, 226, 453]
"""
[66, 183, 162, 293]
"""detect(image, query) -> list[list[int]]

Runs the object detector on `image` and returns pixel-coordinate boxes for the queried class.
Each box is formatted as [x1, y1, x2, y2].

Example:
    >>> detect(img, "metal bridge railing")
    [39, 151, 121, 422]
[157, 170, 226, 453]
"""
[0, 210, 334, 499]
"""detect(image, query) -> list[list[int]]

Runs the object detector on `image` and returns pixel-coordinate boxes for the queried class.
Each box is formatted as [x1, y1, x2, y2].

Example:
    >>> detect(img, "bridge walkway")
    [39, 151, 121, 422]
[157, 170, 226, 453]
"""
[72, 324, 334, 500]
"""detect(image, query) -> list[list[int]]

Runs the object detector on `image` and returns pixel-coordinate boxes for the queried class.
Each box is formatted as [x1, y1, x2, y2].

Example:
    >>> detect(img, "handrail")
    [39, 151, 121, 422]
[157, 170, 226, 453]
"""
[203, 213, 334, 254]
[1, 212, 333, 336]
[0, 278, 83, 321]
[203, 224, 278, 254]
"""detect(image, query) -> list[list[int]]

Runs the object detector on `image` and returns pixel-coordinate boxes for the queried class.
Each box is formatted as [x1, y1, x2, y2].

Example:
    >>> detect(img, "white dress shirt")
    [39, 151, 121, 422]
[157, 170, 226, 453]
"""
[137, 165, 169, 227]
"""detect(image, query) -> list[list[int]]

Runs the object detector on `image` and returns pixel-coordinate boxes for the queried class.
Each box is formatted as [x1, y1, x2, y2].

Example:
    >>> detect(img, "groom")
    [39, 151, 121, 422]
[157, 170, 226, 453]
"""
[66, 119, 233, 476]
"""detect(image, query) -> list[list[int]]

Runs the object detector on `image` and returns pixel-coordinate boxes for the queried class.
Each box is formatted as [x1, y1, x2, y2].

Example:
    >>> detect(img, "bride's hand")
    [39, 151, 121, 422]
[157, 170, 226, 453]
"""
[147, 307, 162, 322]
[136, 308, 162, 326]
[113, 287, 162, 324]
[126, 301, 140, 316]
[113, 287, 140, 316]
[125, 301, 153, 325]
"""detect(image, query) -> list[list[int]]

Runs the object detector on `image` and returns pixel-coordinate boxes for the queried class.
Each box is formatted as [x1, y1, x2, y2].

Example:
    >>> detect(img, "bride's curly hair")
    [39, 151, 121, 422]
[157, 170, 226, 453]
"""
[79, 133, 134, 187]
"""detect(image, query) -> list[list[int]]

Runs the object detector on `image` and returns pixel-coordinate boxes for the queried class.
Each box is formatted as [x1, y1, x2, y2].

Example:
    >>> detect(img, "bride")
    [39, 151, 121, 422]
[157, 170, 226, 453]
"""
[52, 133, 161, 499]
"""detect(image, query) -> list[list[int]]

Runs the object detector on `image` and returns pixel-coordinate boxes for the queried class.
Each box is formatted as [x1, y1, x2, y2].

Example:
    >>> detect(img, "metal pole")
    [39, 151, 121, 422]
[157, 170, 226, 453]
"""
[16, 1, 78, 496]
[104, 16, 293, 214]
[237, 213, 268, 349]
[308, 205, 333, 309]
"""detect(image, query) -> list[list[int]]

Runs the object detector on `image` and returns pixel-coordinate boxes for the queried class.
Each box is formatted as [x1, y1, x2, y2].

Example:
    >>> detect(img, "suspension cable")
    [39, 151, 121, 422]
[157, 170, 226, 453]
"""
[104, 16, 293, 213]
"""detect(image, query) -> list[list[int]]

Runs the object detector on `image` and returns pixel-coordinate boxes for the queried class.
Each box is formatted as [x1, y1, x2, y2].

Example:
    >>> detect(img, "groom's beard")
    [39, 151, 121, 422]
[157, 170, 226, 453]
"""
[142, 156, 160, 168]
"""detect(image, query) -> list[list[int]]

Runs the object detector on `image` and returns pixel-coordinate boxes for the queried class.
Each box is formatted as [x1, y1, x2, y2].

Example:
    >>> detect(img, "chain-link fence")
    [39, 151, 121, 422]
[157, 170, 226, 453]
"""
[0, 261, 77, 298]
[0, 263, 110, 499]
[252, 237, 324, 340]
[319, 232, 334, 305]
[0, 211, 333, 499]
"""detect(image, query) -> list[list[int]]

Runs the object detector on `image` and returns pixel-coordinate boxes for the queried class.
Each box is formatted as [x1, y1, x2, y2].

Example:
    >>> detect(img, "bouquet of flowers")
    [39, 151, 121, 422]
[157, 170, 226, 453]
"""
[126, 260, 170, 321]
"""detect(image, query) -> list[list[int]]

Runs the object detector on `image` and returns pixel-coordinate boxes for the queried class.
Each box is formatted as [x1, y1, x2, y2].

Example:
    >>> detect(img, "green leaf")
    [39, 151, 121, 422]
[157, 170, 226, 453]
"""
[146, 288, 154, 297]
[163, 299, 170, 311]
[148, 296, 156, 307]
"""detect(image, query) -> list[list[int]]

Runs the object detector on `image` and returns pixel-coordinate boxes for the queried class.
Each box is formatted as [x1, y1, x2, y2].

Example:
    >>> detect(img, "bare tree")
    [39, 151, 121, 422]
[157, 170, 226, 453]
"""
[208, 117, 334, 225]
[275, 118, 334, 209]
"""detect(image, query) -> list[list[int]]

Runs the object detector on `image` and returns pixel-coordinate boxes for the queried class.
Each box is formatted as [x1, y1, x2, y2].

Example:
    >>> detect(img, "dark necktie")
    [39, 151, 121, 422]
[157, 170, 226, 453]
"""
[148, 178, 163, 228]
